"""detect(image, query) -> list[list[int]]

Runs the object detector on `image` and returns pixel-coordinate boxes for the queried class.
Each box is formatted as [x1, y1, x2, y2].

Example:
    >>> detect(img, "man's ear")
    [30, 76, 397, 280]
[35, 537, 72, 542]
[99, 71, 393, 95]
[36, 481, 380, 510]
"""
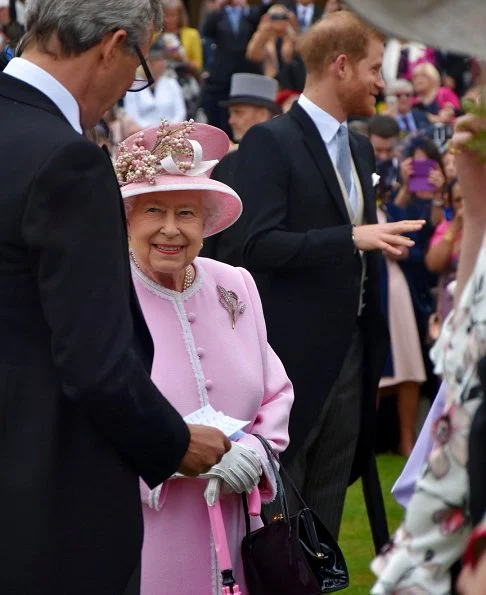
[99, 29, 129, 64]
[333, 53, 349, 80]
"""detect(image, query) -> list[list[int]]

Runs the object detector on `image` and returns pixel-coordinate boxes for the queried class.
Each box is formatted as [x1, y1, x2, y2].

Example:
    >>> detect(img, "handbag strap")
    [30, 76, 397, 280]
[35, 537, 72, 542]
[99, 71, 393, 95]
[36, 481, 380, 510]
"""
[253, 435, 310, 511]
[253, 435, 291, 523]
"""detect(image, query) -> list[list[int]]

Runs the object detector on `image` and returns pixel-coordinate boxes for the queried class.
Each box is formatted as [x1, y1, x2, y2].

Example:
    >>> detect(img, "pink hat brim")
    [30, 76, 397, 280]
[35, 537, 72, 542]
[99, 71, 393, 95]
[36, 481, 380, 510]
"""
[121, 176, 243, 238]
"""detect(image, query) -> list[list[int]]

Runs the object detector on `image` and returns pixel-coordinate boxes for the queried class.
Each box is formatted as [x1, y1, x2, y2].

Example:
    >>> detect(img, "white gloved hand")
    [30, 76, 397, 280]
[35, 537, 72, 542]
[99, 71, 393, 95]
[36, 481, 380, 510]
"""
[203, 442, 262, 505]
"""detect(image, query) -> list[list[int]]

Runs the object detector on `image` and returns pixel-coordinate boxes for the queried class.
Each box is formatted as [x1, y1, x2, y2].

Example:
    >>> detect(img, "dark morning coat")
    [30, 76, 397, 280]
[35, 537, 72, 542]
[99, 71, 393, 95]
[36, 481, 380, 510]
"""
[235, 102, 389, 482]
[0, 73, 190, 594]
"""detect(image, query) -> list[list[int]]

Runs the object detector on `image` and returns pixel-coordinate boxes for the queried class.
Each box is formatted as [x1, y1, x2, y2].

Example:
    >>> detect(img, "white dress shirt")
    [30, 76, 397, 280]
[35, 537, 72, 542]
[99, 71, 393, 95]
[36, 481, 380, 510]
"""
[4, 57, 82, 134]
[123, 75, 187, 129]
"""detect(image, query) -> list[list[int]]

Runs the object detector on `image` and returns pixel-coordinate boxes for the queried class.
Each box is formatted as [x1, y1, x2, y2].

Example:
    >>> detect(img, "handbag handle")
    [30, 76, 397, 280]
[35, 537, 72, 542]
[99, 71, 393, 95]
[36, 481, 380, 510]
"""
[250, 436, 328, 559]
[253, 435, 310, 510]
[242, 435, 312, 538]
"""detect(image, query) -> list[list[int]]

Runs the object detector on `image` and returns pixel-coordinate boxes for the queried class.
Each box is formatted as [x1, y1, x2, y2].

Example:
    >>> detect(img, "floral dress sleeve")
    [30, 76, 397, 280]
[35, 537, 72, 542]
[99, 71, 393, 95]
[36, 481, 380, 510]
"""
[370, 242, 486, 594]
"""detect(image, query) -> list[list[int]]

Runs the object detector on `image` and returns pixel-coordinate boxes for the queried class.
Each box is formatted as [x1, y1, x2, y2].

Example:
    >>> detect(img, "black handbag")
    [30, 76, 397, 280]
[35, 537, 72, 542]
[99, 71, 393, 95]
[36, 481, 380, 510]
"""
[241, 436, 349, 595]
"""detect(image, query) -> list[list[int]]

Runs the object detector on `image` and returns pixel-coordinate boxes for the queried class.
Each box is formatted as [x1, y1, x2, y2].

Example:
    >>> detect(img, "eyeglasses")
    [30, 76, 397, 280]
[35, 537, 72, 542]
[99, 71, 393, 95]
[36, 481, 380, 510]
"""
[395, 93, 412, 98]
[127, 44, 154, 92]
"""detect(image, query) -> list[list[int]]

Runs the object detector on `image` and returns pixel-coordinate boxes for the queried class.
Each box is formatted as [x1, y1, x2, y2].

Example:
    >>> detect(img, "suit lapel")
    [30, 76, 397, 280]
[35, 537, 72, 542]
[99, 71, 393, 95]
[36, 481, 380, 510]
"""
[349, 133, 376, 224]
[290, 103, 351, 223]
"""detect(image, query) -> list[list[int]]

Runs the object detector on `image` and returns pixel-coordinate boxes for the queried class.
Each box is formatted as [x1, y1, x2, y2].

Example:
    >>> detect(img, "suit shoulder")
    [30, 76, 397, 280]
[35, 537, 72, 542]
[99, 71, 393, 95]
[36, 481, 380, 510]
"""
[2, 105, 100, 173]
[243, 113, 295, 143]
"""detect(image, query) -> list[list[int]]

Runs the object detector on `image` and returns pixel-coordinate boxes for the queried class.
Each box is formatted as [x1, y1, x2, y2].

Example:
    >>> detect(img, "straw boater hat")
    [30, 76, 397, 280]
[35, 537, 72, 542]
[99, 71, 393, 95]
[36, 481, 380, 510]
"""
[344, 0, 486, 60]
[220, 73, 282, 115]
[115, 121, 242, 237]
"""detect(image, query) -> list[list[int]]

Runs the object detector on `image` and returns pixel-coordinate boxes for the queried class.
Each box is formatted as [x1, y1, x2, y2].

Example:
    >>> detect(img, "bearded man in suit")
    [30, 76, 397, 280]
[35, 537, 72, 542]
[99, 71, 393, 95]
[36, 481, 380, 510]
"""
[235, 10, 425, 539]
[0, 1, 230, 593]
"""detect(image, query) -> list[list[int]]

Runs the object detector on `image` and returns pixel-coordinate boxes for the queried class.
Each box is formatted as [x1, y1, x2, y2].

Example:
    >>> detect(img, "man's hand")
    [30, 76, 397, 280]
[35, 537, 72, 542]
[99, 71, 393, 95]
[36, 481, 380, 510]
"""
[177, 424, 231, 476]
[353, 220, 426, 257]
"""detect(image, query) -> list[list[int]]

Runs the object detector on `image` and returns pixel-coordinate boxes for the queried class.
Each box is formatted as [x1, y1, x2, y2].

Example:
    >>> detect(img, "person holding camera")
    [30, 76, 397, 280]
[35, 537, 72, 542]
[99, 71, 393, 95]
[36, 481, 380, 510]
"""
[200, 0, 262, 135]
[246, 4, 298, 80]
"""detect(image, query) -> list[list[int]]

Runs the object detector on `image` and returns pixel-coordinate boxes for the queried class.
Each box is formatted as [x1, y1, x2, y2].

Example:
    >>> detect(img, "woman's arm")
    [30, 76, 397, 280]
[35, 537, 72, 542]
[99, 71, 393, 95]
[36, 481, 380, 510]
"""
[246, 16, 274, 64]
[450, 114, 486, 304]
[236, 267, 294, 502]
[425, 221, 458, 273]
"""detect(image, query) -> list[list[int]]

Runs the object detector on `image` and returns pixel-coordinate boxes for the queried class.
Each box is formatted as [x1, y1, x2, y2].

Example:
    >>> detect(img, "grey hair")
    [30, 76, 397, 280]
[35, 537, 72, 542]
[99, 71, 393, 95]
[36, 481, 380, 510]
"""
[24, 0, 163, 55]
[387, 78, 414, 96]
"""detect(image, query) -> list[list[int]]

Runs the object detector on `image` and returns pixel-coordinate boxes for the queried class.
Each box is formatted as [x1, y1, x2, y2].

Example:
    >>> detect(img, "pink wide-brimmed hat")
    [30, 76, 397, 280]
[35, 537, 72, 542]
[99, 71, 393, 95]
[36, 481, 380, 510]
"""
[115, 121, 242, 237]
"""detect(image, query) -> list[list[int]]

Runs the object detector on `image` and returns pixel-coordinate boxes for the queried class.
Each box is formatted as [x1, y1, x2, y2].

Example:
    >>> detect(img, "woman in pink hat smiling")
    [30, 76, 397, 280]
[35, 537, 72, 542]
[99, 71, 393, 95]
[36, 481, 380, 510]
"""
[115, 120, 293, 595]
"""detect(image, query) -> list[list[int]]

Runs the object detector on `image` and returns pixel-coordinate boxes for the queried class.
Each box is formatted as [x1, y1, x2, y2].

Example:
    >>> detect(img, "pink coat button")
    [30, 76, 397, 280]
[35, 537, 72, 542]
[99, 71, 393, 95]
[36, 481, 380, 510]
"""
[197, 347, 204, 358]
[205, 379, 213, 391]
[187, 312, 196, 323]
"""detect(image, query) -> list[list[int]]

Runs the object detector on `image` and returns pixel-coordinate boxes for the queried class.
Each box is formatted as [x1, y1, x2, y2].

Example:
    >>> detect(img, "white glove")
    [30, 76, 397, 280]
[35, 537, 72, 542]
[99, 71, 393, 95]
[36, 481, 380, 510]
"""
[203, 442, 262, 505]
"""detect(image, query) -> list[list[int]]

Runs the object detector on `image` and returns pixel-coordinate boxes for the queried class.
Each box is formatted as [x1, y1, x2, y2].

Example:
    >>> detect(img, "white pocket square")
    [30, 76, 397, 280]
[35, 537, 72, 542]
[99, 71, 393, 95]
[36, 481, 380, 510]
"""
[372, 173, 381, 187]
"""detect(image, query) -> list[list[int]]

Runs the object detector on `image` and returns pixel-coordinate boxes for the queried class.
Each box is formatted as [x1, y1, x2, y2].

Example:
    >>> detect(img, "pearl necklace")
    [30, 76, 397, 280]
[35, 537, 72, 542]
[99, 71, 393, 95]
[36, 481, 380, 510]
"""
[182, 264, 194, 291]
[130, 251, 194, 292]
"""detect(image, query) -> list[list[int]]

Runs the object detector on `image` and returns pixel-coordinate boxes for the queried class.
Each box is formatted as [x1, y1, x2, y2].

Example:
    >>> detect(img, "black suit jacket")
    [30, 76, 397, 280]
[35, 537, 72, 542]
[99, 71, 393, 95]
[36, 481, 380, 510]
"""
[200, 150, 246, 266]
[202, 6, 263, 92]
[235, 103, 388, 480]
[0, 73, 190, 594]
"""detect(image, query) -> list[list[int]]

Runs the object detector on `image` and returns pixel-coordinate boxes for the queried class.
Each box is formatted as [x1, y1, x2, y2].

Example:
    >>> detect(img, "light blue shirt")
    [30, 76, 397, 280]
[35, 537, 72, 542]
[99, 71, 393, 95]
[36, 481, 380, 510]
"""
[297, 93, 358, 209]
[4, 57, 82, 134]
[398, 111, 417, 133]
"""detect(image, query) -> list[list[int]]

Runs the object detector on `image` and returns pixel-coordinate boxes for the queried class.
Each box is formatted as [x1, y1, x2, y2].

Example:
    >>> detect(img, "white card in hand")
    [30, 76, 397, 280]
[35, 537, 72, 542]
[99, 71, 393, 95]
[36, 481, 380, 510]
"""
[183, 404, 250, 439]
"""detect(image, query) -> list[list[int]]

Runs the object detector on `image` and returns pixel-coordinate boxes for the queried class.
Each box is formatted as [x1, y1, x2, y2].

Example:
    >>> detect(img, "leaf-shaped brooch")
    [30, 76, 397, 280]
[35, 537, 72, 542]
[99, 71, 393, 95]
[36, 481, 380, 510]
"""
[217, 285, 246, 329]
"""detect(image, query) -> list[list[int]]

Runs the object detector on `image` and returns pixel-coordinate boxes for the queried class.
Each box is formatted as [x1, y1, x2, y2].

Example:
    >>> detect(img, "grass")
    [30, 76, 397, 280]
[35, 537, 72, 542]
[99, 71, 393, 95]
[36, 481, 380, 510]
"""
[340, 455, 407, 594]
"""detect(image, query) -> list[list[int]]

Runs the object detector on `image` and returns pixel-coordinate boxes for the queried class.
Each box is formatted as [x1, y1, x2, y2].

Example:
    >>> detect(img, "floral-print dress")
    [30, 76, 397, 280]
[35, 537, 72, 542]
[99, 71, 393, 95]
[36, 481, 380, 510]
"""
[371, 242, 486, 594]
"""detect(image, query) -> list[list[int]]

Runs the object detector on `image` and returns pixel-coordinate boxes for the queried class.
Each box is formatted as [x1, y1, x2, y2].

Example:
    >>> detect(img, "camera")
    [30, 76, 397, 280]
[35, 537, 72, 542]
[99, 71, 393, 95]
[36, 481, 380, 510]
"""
[269, 13, 289, 20]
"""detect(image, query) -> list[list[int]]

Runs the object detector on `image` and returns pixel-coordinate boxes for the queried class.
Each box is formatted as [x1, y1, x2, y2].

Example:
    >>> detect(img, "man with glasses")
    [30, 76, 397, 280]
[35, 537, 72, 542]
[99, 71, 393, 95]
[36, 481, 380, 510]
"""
[388, 78, 433, 137]
[0, 1, 230, 594]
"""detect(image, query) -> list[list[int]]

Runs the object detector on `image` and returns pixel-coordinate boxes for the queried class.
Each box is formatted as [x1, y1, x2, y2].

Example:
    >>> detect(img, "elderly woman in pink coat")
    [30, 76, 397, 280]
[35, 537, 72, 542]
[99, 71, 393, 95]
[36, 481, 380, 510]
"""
[115, 120, 293, 595]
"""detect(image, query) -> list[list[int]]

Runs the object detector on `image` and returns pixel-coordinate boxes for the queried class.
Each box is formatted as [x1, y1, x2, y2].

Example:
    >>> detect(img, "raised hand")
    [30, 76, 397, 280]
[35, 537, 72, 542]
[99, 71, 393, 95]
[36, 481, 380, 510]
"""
[353, 220, 426, 257]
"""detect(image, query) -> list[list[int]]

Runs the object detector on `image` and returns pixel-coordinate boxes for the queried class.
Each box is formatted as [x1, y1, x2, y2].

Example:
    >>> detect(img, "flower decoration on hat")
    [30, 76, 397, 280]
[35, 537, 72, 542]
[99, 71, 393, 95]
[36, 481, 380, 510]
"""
[115, 119, 219, 186]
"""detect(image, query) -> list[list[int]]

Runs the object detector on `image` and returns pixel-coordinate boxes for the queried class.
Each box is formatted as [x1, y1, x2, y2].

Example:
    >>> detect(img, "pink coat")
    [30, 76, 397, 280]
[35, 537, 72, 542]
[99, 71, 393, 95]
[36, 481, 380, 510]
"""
[133, 257, 294, 595]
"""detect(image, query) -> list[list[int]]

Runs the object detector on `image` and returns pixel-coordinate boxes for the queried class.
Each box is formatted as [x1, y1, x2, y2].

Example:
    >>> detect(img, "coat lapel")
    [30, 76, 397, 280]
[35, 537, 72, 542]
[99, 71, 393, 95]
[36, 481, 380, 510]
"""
[289, 103, 351, 223]
[349, 133, 377, 224]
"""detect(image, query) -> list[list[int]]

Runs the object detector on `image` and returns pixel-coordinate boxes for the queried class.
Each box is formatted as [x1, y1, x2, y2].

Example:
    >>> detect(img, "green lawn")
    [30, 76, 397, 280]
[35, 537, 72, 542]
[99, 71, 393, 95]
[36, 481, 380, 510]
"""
[340, 455, 407, 593]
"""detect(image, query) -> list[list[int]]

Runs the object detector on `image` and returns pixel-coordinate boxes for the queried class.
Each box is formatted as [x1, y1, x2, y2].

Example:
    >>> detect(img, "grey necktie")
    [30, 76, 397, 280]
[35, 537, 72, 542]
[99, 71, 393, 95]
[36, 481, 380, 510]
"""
[335, 124, 356, 214]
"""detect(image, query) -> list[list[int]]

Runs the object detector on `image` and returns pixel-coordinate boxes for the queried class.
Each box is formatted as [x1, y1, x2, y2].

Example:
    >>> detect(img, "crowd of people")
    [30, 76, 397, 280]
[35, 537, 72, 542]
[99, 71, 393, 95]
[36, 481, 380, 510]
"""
[1, 0, 486, 594]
